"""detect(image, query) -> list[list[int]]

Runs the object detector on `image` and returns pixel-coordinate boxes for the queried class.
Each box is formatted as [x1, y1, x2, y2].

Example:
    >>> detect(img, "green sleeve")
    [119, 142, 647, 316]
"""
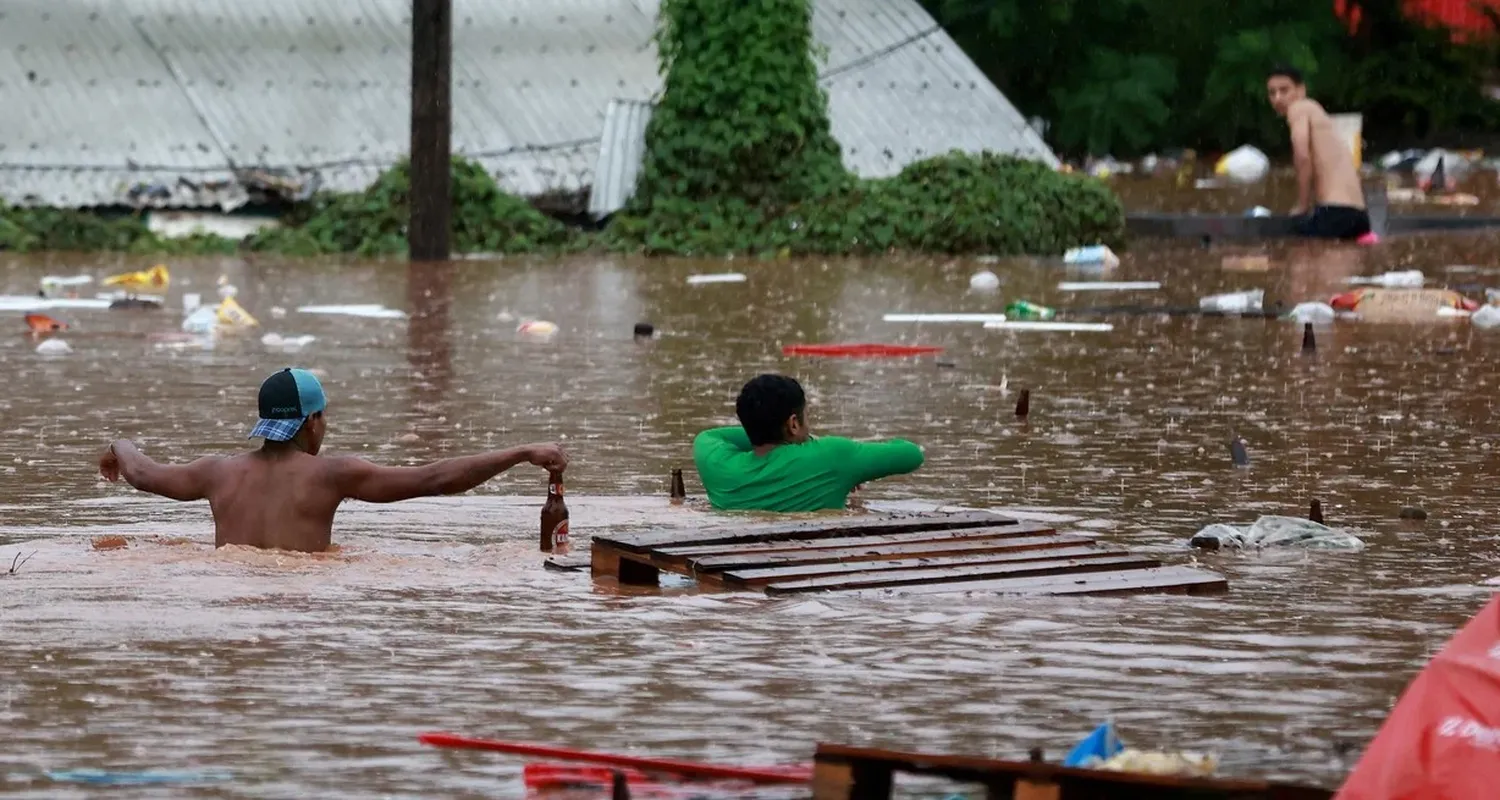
[693, 426, 752, 460]
[818, 436, 925, 485]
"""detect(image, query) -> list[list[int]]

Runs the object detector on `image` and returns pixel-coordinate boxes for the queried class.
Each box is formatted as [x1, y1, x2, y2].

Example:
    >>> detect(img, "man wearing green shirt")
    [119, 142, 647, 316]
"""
[692, 374, 925, 512]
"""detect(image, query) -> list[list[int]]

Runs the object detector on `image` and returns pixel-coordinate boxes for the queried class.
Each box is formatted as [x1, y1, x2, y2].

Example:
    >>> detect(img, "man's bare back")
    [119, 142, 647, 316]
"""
[1285, 98, 1365, 210]
[98, 367, 567, 553]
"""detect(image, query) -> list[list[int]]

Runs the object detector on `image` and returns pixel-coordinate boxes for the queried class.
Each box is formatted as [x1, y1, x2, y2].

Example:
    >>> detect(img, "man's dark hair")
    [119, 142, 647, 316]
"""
[735, 374, 806, 446]
[1268, 65, 1304, 85]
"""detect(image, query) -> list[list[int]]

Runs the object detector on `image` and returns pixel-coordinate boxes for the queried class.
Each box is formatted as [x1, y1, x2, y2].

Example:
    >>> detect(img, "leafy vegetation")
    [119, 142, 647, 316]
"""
[609, 0, 1122, 256]
[0, 204, 237, 255]
[246, 157, 580, 256]
[925, 0, 1500, 157]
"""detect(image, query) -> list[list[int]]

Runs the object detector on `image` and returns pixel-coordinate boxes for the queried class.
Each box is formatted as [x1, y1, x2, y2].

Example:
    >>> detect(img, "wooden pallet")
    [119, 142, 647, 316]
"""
[812, 743, 1333, 800]
[589, 511, 1227, 597]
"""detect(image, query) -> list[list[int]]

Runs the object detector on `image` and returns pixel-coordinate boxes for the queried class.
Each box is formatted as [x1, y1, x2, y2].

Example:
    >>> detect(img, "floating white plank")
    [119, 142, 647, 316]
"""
[686, 273, 747, 285]
[883, 313, 1008, 323]
[984, 321, 1114, 332]
[296, 304, 407, 319]
[1057, 281, 1161, 291]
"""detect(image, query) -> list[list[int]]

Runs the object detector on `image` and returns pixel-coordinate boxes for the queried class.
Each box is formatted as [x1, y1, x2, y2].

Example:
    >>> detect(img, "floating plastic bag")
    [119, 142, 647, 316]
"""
[1098, 749, 1218, 778]
[1063, 245, 1120, 268]
[35, 338, 72, 356]
[1472, 305, 1500, 329]
[1287, 302, 1336, 324]
[969, 270, 1000, 291]
[1064, 722, 1125, 767]
[216, 295, 258, 328]
[1215, 145, 1270, 184]
[181, 305, 218, 334]
[39, 275, 92, 298]
[1189, 515, 1366, 551]
[102, 264, 170, 293]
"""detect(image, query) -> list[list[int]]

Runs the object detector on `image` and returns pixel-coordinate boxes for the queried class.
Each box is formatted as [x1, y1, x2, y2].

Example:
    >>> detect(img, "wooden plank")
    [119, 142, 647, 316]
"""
[718, 545, 1122, 587]
[762, 555, 1161, 596]
[686, 534, 1095, 573]
[590, 540, 661, 586]
[656, 522, 1056, 558]
[813, 744, 1332, 797]
[1013, 779, 1060, 800]
[596, 510, 1009, 553]
[846, 566, 1228, 597]
[810, 760, 856, 800]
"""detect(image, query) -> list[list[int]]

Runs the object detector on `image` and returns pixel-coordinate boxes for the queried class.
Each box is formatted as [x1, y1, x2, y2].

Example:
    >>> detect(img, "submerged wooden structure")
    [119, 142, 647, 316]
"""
[589, 511, 1227, 597]
[812, 743, 1334, 800]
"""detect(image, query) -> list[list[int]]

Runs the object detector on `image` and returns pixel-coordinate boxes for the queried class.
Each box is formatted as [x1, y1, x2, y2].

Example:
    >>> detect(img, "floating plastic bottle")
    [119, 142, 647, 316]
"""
[1199, 289, 1264, 313]
[1005, 300, 1056, 320]
[1345, 270, 1424, 288]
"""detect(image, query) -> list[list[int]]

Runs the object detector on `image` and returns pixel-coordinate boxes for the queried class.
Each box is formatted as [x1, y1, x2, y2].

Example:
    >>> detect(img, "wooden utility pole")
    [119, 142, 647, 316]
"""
[409, 0, 452, 261]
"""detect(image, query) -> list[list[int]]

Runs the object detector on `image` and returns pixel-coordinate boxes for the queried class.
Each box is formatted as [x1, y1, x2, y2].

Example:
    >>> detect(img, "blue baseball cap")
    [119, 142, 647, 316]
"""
[248, 367, 327, 442]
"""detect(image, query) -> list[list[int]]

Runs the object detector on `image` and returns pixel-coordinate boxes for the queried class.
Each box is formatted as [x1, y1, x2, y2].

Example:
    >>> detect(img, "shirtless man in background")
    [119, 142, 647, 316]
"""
[99, 367, 568, 553]
[1266, 66, 1371, 240]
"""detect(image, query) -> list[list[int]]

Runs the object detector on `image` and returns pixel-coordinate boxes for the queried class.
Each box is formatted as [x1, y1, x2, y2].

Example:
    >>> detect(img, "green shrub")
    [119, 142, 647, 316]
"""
[608, 0, 1123, 257]
[0, 204, 237, 255]
[247, 157, 579, 257]
[629, 0, 849, 212]
[610, 151, 1123, 256]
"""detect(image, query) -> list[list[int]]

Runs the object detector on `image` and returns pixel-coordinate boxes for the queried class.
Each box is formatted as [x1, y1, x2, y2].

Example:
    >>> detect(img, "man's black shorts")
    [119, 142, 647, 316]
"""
[1295, 205, 1371, 240]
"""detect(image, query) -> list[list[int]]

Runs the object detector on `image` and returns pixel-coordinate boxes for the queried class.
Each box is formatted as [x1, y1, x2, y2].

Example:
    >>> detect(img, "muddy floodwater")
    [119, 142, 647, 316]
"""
[3, 235, 1500, 797]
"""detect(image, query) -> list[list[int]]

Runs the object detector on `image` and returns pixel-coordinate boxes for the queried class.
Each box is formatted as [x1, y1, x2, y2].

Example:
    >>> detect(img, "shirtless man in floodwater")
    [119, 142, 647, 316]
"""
[98, 367, 568, 553]
[1266, 65, 1371, 240]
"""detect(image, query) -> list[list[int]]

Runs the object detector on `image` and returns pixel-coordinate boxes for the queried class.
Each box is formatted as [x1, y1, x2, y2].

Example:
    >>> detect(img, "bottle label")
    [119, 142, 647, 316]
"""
[549, 482, 564, 496]
[551, 519, 569, 541]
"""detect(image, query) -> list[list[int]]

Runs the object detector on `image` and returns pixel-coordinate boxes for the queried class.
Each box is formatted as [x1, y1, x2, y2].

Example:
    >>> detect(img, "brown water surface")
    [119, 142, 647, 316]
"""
[3, 239, 1500, 796]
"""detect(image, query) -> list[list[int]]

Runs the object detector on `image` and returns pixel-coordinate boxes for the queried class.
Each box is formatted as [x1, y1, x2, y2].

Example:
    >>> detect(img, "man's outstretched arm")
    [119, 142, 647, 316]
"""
[100, 440, 221, 501]
[826, 436, 925, 486]
[331, 443, 568, 504]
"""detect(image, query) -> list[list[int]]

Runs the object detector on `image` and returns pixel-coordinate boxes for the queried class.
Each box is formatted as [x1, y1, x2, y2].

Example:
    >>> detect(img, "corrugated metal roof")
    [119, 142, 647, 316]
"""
[587, 99, 653, 219]
[5, 0, 1054, 211]
[1, 0, 243, 208]
[814, 0, 1059, 174]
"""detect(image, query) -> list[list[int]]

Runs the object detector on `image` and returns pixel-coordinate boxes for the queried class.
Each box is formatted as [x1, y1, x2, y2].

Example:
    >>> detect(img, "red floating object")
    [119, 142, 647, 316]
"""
[24, 312, 67, 333]
[781, 343, 944, 358]
[1334, 594, 1500, 800]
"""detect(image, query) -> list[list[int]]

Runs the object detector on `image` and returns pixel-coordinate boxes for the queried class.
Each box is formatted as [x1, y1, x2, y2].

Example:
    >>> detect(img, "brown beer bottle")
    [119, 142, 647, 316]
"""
[669, 468, 686, 505]
[541, 471, 569, 554]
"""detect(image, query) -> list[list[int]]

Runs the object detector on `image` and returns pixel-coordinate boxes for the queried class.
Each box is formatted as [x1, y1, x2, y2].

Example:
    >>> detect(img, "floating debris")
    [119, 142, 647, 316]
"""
[685, 273, 746, 285]
[968, 270, 1000, 292]
[983, 321, 1114, 332]
[1063, 245, 1120, 268]
[296, 304, 406, 319]
[1057, 281, 1160, 292]
[35, 338, 72, 356]
[1189, 516, 1366, 551]
[885, 313, 1008, 324]
[1229, 436, 1250, 467]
